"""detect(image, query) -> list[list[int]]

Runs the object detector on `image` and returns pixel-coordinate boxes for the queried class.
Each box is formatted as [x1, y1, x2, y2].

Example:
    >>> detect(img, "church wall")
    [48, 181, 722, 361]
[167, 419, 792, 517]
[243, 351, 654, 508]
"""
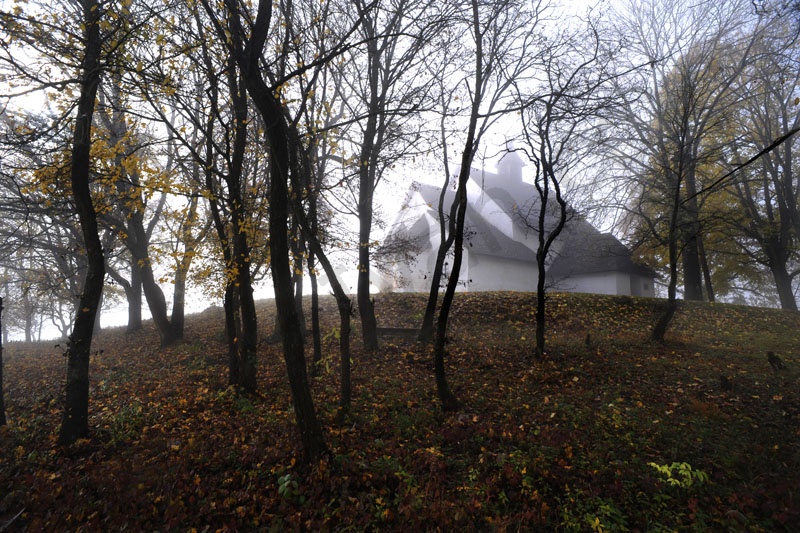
[552, 272, 631, 296]
[463, 253, 538, 292]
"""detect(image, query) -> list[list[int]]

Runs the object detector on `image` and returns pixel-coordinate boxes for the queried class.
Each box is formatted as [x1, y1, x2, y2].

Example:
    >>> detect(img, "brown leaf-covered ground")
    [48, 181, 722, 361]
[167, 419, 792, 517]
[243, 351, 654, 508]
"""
[1, 291, 799, 531]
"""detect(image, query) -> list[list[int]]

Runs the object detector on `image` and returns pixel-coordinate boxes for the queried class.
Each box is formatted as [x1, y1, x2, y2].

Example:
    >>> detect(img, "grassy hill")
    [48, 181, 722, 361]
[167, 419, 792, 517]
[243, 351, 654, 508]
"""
[2, 291, 799, 531]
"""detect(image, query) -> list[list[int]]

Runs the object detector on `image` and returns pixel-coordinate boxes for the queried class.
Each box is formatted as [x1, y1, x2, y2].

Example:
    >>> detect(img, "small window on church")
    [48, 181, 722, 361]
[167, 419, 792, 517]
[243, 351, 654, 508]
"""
[643, 283, 649, 291]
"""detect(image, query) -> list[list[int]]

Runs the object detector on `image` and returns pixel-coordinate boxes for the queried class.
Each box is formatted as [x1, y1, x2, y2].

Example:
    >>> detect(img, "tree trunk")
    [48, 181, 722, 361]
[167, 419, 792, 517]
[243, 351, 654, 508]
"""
[292, 221, 307, 340]
[681, 168, 704, 301]
[171, 266, 187, 341]
[137, 250, 177, 347]
[93, 290, 103, 334]
[534, 253, 547, 359]
[357, 215, 379, 351]
[419, 176, 458, 344]
[1, 297, 6, 426]
[228, 64, 258, 393]
[682, 235, 704, 301]
[432, 181, 465, 412]
[355, 18, 381, 353]
[652, 228, 679, 343]
[265, 125, 327, 459]
[286, 126, 354, 408]
[652, 292, 678, 344]
[220, 0, 327, 462]
[768, 251, 798, 311]
[224, 284, 241, 386]
[170, 187, 203, 342]
[60, 0, 105, 446]
[127, 262, 143, 332]
[697, 233, 715, 303]
[308, 250, 322, 377]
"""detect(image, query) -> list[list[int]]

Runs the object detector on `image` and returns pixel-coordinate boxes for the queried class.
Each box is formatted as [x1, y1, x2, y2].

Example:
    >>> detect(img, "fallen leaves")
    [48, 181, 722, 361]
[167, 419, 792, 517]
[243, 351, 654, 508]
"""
[1, 293, 800, 530]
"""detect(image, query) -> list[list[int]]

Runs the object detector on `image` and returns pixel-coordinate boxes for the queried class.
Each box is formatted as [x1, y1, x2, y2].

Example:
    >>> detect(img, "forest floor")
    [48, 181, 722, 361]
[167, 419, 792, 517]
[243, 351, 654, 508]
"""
[1, 291, 800, 531]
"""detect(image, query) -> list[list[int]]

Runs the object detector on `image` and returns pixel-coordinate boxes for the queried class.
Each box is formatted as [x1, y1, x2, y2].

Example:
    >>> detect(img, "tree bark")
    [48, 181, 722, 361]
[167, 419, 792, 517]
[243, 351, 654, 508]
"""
[170, 196, 201, 340]
[224, 284, 241, 386]
[127, 262, 143, 332]
[59, 0, 105, 446]
[1, 297, 6, 426]
[697, 233, 715, 303]
[134, 243, 177, 347]
[419, 169, 458, 344]
[308, 251, 322, 377]
[222, 0, 327, 460]
[681, 234, 704, 301]
[652, 197, 681, 343]
[227, 63, 258, 393]
[171, 266, 187, 340]
[768, 248, 798, 311]
[291, 221, 307, 340]
[681, 164, 704, 301]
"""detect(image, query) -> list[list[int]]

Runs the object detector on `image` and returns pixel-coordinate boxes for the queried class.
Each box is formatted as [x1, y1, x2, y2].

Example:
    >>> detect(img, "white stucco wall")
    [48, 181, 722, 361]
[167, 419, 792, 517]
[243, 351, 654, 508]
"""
[630, 275, 655, 298]
[552, 272, 630, 296]
[382, 245, 657, 298]
[463, 253, 538, 292]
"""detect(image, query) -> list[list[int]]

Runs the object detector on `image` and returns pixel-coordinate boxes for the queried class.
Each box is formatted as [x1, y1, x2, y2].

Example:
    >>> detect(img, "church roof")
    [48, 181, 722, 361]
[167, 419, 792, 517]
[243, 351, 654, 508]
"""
[391, 165, 655, 280]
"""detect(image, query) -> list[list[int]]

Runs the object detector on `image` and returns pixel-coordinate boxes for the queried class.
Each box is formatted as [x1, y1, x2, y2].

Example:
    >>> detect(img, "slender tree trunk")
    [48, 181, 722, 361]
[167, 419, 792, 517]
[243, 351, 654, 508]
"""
[534, 253, 547, 359]
[356, 18, 381, 353]
[1, 297, 6, 426]
[292, 224, 307, 340]
[227, 66, 259, 393]
[128, 262, 143, 332]
[682, 235, 704, 301]
[682, 168, 704, 301]
[697, 234, 715, 303]
[171, 267, 187, 340]
[20, 286, 32, 343]
[264, 125, 326, 459]
[420, 92, 461, 345]
[171, 199, 201, 341]
[135, 247, 177, 347]
[287, 133, 354, 408]
[357, 213, 379, 351]
[218, 0, 326, 461]
[224, 284, 241, 386]
[235, 237, 258, 393]
[93, 290, 103, 334]
[60, 0, 105, 446]
[420, 178, 458, 344]
[308, 251, 322, 377]
[652, 227, 680, 343]
[433, 181, 465, 412]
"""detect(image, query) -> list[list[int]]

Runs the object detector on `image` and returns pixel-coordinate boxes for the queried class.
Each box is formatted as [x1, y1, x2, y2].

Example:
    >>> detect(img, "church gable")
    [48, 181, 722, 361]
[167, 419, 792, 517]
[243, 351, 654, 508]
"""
[381, 159, 656, 297]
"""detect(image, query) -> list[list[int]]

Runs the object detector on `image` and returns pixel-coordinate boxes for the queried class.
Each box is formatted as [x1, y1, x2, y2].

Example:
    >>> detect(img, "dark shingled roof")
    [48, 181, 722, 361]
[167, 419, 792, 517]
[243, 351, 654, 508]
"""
[398, 169, 655, 279]
[548, 226, 657, 279]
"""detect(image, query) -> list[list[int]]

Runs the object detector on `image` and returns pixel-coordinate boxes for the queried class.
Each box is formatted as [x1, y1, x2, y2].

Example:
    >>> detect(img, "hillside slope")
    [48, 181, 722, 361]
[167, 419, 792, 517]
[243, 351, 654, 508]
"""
[2, 292, 799, 530]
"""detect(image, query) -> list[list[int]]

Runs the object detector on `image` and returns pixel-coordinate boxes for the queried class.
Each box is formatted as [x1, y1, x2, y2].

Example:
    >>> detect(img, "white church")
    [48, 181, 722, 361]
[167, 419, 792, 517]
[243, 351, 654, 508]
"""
[379, 150, 656, 297]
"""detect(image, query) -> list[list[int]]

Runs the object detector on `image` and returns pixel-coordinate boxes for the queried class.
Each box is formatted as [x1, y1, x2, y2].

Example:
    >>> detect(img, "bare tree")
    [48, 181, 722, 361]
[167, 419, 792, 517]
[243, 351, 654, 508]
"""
[96, 78, 178, 346]
[59, 0, 107, 445]
[515, 20, 611, 358]
[426, 0, 548, 410]
[200, 0, 348, 460]
[606, 0, 763, 341]
[723, 19, 800, 310]
[0, 297, 6, 427]
[337, 0, 443, 351]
